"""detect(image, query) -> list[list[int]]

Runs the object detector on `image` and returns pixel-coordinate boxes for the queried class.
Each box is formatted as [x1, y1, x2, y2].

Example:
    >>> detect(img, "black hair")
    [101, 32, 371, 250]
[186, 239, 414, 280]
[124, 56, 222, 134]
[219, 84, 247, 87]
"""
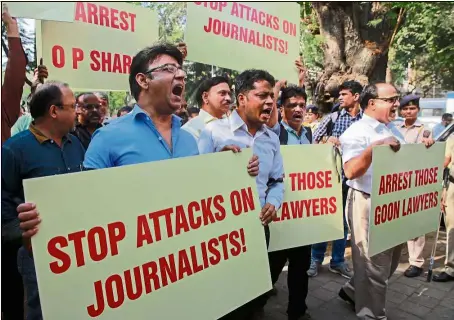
[29, 81, 69, 119]
[95, 92, 108, 101]
[280, 85, 307, 106]
[129, 43, 183, 101]
[360, 84, 379, 109]
[235, 69, 275, 105]
[442, 113, 453, 120]
[196, 76, 230, 107]
[187, 107, 200, 115]
[82, 92, 98, 103]
[117, 106, 133, 117]
[339, 80, 363, 95]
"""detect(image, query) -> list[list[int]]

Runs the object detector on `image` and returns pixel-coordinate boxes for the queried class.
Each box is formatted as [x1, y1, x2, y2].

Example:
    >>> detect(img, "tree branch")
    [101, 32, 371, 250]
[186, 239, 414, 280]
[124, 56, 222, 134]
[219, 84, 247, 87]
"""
[385, 8, 406, 54]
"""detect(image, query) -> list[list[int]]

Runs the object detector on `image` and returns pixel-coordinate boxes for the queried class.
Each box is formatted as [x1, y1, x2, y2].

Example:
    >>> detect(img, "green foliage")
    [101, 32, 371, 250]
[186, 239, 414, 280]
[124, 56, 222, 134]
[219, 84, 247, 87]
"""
[389, 2, 454, 92]
[108, 91, 128, 114]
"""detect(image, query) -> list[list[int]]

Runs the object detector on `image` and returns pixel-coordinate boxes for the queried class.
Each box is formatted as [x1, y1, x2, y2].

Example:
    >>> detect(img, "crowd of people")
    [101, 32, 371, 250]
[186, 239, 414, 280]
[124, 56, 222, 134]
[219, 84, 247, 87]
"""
[1, 4, 454, 320]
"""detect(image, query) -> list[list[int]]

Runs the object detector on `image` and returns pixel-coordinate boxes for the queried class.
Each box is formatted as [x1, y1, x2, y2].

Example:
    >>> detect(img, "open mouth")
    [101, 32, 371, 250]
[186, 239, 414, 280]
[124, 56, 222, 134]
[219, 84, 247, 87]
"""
[293, 114, 303, 119]
[261, 108, 272, 115]
[172, 84, 184, 97]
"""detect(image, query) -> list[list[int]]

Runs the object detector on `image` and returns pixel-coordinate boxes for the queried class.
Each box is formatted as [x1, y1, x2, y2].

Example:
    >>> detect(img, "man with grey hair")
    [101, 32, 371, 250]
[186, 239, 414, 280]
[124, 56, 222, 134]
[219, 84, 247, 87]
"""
[338, 83, 433, 319]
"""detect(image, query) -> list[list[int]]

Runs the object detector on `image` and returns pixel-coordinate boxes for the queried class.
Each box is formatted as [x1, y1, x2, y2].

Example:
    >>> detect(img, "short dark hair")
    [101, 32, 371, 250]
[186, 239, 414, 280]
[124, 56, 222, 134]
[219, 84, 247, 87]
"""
[442, 113, 453, 120]
[339, 81, 363, 95]
[129, 43, 183, 101]
[30, 81, 69, 119]
[187, 107, 200, 115]
[117, 106, 133, 117]
[196, 76, 230, 107]
[83, 93, 98, 103]
[360, 84, 378, 109]
[235, 69, 275, 105]
[280, 85, 307, 106]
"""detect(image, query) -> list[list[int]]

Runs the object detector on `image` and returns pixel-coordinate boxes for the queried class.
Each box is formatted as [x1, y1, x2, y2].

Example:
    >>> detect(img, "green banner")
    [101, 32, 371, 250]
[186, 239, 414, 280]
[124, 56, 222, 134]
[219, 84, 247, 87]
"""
[185, 2, 300, 83]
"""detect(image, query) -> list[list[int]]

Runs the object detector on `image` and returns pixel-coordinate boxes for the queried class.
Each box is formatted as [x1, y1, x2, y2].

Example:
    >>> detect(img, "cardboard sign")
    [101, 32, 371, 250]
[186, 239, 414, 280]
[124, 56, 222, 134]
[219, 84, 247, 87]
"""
[36, 2, 158, 91]
[24, 150, 272, 320]
[268, 145, 344, 252]
[5, 2, 76, 22]
[369, 143, 445, 256]
[185, 2, 300, 83]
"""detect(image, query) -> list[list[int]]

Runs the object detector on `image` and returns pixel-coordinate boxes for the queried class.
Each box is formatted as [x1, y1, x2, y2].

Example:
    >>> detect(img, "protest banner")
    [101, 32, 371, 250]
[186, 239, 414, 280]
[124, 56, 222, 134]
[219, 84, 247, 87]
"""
[185, 2, 300, 83]
[36, 2, 158, 91]
[5, 2, 75, 22]
[368, 143, 445, 257]
[268, 145, 344, 252]
[23, 149, 271, 320]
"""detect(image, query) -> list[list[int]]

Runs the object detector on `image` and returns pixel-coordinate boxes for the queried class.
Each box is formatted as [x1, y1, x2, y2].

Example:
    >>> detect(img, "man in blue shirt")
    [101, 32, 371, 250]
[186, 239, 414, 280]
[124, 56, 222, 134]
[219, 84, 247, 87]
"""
[2, 81, 85, 320]
[199, 69, 285, 320]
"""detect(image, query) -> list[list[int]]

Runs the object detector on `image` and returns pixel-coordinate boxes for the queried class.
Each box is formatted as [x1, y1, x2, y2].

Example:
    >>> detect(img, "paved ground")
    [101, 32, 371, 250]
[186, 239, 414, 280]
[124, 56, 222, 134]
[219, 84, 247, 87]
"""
[263, 230, 454, 319]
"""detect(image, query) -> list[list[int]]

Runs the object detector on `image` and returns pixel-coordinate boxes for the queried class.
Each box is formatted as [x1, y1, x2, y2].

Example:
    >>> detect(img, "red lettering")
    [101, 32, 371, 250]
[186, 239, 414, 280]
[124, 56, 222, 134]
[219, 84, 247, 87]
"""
[87, 281, 104, 317]
[136, 214, 153, 248]
[124, 267, 143, 300]
[72, 47, 84, 70]
[48, 236, 71, 274]
[105, 274, 124, 309]
[108, 222, 125, 256]
[99, 5, 110, 27]
[51, 45, 65, 68]
[86, 3, 99, 25]
[175, 205, 190, 235]
[74, 2, 87, 22]
[87, 226, 108, 262]
[68, 230, 87, 267]
[158, 254, 177, 287]
[213, 194, 226, 221]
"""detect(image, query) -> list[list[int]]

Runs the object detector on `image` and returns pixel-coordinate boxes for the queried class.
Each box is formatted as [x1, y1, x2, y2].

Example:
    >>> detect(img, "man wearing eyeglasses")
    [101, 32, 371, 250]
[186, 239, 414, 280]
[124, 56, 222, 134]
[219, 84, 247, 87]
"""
[2, 81, 85, 320]
[72, 92, 103, 150]
[337, 83, 409, 319]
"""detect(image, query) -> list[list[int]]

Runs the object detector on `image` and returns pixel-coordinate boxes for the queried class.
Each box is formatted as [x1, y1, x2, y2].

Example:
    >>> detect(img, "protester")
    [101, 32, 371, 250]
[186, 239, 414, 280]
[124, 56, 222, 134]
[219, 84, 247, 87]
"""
[175, 100, 189, 125]
[303, 105, 320, 133]
[338, 83, 432, 319]
[308, 81, 363, 280]
[94, 92, 111, 125]
[117, 106, 133, 117]
[1, 4, 28, 144]
[11, 65, 49, 137]
[187, 107, 200, 119]
[3, 81, 86, 320]
[434, 134, 454, 282]
[70, 93, 103, 149]
[183, 76, 232, 139]
[1, 5, 29, 319]
[264, 85, 312, 320]
[433, 113, 453, 138]
[199, 69, 284, 319]
[397, 94, 435, 278]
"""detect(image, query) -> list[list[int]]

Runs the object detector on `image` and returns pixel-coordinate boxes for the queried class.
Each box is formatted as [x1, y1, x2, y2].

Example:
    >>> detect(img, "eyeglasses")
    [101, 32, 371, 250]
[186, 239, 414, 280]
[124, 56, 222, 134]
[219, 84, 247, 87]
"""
[144, 63, 186, 79]
[374, 96, 400, 104]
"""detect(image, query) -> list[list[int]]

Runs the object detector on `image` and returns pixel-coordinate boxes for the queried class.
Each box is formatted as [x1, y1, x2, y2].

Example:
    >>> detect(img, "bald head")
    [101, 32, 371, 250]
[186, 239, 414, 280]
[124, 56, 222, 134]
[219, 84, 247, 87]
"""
[361, 83, 400, 124]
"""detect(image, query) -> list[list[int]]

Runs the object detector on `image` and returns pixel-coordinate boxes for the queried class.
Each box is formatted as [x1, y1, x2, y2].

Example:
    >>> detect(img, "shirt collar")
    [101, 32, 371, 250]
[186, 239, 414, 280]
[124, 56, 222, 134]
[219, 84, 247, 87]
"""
[229, 110, 269, 137]
[198, 109, 224, 124]
[340, 108, 363, 118]
[361, 113, 382, 130]
[29, 123, 72, 144]
[400, 119, 423, 128]
[281, 120, 306, 137]
[132, 104, 182, 128]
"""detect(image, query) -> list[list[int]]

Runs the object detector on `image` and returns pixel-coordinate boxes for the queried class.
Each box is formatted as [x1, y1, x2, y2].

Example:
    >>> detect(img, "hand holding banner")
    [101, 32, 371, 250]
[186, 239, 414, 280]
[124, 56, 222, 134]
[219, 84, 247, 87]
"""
[24, 150, 272, 320]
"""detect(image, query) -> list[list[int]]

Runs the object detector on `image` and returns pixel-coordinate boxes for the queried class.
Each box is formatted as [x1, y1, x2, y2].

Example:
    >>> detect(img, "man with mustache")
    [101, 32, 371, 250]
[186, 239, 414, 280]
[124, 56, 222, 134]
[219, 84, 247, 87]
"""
[397, 94, 434, 278]
[337, 83, 430, 320]
[199, 69, 285, 319]
[72, 92, 103, 150]
[183, 76, 232, 140]
[264, 85, 313, 319]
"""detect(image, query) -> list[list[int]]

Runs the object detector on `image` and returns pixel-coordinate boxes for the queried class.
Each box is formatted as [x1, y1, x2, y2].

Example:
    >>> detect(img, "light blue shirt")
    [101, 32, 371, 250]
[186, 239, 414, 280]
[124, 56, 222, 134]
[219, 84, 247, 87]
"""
[281, 121, 311, 145]
[84, 105, 199, 169]
[198, 110, 285, 209]
[432, 123, 446, 139]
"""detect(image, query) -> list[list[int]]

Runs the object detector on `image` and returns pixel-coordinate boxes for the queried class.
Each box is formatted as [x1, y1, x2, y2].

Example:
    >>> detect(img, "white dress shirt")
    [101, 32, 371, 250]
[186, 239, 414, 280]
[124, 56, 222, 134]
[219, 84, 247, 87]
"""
[339, 114, 406, 194]
[182, 109, 222, 140]
[198, 110, 285, 209]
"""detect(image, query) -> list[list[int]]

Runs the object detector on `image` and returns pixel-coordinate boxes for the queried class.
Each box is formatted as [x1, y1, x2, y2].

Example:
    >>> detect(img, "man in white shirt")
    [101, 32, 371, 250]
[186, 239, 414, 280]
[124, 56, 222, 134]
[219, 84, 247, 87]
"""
[182, 76, 232, 140]
[337, 83, 406, 320]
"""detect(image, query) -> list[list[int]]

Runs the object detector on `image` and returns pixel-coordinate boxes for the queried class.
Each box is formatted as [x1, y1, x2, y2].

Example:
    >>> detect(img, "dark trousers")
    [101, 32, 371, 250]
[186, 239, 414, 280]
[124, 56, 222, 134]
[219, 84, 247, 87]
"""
[219, 226, 271, 320]
[268, 245, 311, 318]
[1, 240, 24, 320]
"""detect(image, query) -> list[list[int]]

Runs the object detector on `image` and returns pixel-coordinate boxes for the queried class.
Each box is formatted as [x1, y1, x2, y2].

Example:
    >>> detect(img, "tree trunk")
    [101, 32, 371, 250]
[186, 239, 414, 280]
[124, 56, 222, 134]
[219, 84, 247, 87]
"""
[312, 2, 398, 97]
